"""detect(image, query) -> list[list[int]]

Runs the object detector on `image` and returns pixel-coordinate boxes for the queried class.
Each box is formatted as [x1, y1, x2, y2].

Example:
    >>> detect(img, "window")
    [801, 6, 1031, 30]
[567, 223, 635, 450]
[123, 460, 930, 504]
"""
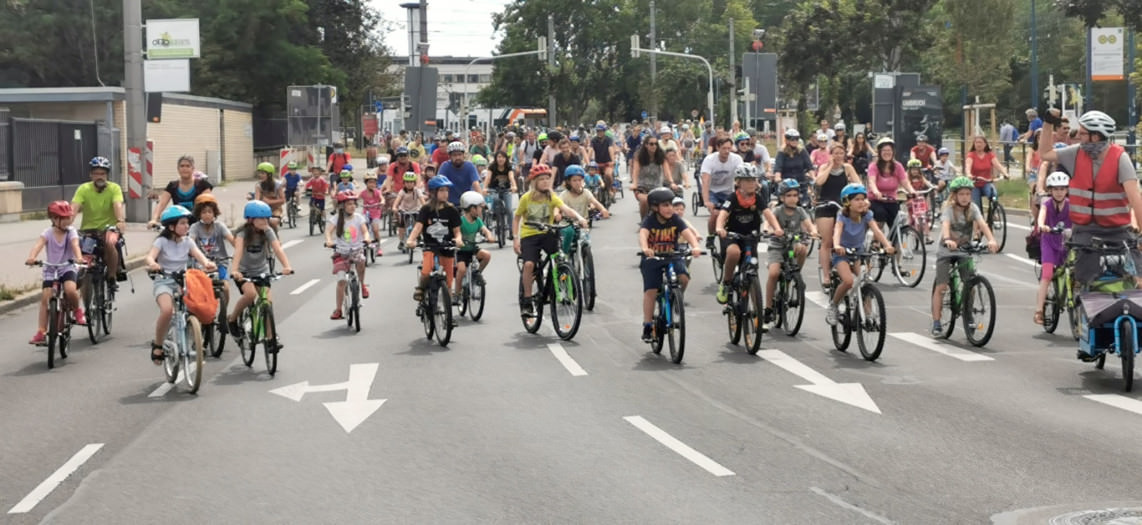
[467, 74, 479, 83]
[478, 74, 491, 83]
[441, 74, 453, 83]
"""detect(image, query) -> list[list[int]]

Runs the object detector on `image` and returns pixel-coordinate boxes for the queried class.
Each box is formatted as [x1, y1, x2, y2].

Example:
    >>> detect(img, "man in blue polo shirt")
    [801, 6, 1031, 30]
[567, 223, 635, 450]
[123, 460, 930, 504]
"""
[437, 141, 483, 205]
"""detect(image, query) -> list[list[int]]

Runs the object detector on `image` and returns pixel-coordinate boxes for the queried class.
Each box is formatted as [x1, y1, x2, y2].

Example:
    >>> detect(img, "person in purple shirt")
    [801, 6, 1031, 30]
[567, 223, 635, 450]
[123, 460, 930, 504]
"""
[437, 142, 484, 205]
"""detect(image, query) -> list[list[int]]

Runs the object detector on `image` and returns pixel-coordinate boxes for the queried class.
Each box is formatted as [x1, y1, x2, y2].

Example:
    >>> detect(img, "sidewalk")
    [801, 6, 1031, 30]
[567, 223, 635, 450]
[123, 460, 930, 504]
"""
[0, 177, 257, 313]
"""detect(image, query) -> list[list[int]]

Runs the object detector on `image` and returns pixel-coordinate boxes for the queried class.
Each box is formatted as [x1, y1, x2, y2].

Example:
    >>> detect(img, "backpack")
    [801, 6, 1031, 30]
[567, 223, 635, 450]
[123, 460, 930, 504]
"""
[183, 268, 219, 325]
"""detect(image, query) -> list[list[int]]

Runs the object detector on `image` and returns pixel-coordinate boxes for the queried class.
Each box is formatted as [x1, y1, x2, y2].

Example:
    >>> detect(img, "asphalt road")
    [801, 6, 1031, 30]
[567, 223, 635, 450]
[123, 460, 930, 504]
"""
[3, 187, 1142, 524]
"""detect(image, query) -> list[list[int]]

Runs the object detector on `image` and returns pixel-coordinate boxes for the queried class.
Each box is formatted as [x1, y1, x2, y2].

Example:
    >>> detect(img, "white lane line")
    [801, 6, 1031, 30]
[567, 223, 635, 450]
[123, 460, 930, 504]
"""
[280, 239, 304, 250]
[1005, 253, 1037, 267]
[1084, 394, 1142, 415]
[804, 290, 831, 310]
[147, 368, 185, 398]
[1007, 222, 1031, 231]
[8, 443, 104, 514]
[623, 416, 735, 477]
[888, 332, 995, 362]
[809, 487, 895, 524]
[547, 343, 587, 376]
[290, 278, 320, 295]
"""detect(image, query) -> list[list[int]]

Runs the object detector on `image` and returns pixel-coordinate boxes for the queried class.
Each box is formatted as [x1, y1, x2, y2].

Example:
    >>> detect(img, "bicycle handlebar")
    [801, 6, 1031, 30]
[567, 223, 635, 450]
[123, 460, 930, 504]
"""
[637, 250, 706, 260]
[28, 260, 88, 270]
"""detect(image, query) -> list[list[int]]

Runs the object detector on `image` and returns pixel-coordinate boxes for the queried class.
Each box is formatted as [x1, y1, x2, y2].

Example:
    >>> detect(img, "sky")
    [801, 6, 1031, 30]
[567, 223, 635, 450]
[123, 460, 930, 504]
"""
[375, 0, 512, 58]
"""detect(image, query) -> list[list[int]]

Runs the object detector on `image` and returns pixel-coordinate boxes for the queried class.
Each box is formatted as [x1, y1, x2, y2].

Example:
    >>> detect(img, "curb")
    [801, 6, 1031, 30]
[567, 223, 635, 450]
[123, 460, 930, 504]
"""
[0, 255, 148, 317]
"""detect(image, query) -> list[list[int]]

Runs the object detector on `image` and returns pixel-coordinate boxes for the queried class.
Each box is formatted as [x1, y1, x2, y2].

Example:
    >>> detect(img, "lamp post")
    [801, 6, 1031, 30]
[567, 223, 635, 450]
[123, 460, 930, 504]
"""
[632, 36, 715, 124]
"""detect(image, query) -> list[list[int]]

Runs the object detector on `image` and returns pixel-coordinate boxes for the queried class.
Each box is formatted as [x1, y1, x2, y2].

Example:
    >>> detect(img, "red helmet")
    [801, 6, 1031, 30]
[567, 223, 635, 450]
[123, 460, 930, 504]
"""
[528, 163, 552, 181]
[48, 201, 74, 218]
[335, 190, 358, 203]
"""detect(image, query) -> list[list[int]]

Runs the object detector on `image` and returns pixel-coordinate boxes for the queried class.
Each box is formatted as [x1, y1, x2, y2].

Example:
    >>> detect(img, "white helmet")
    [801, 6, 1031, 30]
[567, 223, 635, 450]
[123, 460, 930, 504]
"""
[1077, 110, 1116, 139]
[447, 141, 466, 153]
[734, 163, 760, 180]
[784, 128, 801, 139]
[659, 125, 672, 135]
[1045, 171, 1070, 188]
[460, 190, 484, 209]
[815, 132, 828, 142]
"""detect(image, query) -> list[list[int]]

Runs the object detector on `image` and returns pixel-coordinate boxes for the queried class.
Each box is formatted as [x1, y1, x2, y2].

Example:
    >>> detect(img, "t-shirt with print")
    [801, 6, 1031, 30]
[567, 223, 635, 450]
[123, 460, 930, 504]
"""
[769, 205, 811, 249]
[235, 226, 277, 276]
[937, 204, 983, 258]
[328, 212, 369, 251]
[559, 189, 593, 219]
[516, 192, 565, 239]
[640, 213, 689, 256]
[188, 221, 231, 261]
[460, 215, 485, 252]
[152, 235, 193, 273]
[719, 191, 764, 235]
[700, 152, 744, 194]
[417, 204, 462, 249]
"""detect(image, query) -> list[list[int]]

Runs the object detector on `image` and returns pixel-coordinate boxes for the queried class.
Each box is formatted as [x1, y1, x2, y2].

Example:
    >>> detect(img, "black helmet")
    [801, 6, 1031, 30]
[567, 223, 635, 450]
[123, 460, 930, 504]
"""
[647, 187, 676, 207]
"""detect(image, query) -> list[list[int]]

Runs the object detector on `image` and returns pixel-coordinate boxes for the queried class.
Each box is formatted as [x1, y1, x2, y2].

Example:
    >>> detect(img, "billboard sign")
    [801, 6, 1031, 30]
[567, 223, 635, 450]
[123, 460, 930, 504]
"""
[146, 19, 201, 59]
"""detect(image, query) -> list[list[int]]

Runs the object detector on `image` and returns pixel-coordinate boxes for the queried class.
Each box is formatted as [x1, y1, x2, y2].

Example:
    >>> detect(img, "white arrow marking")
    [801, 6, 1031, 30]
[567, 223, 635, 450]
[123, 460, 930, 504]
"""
[804, 290, 832, 310]
[1084, 394, 1142, 416]
[889, 332, 995, 362]
[757, 350, 881, 414]
[1004, 253, 1037, 267]
[290, 278, 320, 295]
[270, 363, 386, 433]
[280, 239, 304, 250]
[547, 343, 587, 376]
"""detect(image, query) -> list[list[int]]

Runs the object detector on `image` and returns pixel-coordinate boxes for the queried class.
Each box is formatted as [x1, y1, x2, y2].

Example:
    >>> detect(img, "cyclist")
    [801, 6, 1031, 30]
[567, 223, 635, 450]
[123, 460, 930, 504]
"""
[906, 159, 936, 243]
[227, 201, 294, 339]
[964, 135, 1009, 211]
[933, 147, 958, 192]
[773, 129, 813, 205]
[764, 180, 817, 325]
[828, 184, 894, 326]
[326, 190, 372, 319]
[144, 205, 216, 365]
[326, 142, 352, 175]
[360, 174, 385, 255]
[700, 136, 744, 249]
[486, 151, 517, 225]
[1033, 172, 1072, 325]
[253, 162, 286, 229]
[929, 176, 999, 337]
[405, 175, 463, 302]
[551, 137, 582, 189]
[455, 191, 497, 299]
[25, 201, 85, 345]
[589, 123, 616, 197]
[392, 171, 426, 251]
[632, 135, 677, 218]
[734, 132, 756, 165]
[910, 134, 937, 169]
[304, 165, 330, 216]
[283, 161, 302, 206]
[335, 167, 357, 195]
[471, 154, 490, 184]
[814, 143, 862, 280]
[867, 137, 915, 233]
[639, 187, 703, 342]
[810, 132, 831, 168]
[714, 164, 780, 304]
[71, 156, 127, 286]
[385, 146, 421, 189]
[513, 164, 590, 318]
[438, 142, 483, 206]
[149, 155, 213, 227]
[188, 193, 234, 321]
[559, 165, 609, 226]
[584, 162, 605, 198]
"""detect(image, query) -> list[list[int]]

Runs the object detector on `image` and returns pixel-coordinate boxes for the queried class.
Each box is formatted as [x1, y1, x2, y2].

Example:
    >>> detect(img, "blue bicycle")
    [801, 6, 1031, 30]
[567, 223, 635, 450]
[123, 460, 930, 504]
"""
[639, 248, 701, 364]
[1073, 239, 1142, 392]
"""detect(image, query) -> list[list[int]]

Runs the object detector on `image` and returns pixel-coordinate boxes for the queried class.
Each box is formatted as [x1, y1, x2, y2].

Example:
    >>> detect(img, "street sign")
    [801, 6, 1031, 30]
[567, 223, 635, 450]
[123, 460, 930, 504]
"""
[270, 363, 386, 433]
[374, 101, 384, 112]
[641, 110, 648, 120]
[143, 59, 190, 92]
[145, 19, 200, 59]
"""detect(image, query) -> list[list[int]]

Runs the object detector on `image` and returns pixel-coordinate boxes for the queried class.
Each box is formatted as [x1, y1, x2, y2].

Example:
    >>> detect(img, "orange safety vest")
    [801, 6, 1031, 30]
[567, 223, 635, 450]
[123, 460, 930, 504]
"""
[1069, 144, 1130, 227]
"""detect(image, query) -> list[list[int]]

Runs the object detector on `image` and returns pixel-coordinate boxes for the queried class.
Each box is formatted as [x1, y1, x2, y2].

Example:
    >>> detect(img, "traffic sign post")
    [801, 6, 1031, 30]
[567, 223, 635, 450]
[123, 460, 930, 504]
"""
[630, 38, 715, 125]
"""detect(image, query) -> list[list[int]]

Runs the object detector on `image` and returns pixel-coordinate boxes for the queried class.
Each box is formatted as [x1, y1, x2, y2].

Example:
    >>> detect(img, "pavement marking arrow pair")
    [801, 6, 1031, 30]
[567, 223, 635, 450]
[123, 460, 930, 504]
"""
[757, 350, 881, 414]
[270, 363, 386, 433]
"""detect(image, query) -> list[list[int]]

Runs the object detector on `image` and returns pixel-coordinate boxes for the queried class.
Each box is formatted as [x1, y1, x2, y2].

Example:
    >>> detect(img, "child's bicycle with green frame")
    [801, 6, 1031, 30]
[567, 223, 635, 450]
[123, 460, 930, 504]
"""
[234, 273, 284, 376]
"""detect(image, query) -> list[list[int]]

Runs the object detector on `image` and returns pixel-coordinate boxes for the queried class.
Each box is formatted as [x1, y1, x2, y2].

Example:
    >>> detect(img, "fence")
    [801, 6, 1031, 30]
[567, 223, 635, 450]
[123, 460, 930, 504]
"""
[0, 109, 8, 181]
[9, 118, 99, 210]
[939, 136, 1140, 182]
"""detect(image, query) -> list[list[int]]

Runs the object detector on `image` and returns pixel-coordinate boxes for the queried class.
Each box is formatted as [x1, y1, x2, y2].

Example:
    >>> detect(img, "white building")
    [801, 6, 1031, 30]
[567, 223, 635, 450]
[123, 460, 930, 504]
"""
[385, 56, 502, 134]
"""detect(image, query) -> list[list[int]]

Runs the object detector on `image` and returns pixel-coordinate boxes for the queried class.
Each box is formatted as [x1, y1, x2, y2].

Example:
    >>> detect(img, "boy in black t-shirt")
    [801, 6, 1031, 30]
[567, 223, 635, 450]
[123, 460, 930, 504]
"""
[405, 175, 463, 302]
[714, 165, 780, 304]
[639, 188, 702, 342]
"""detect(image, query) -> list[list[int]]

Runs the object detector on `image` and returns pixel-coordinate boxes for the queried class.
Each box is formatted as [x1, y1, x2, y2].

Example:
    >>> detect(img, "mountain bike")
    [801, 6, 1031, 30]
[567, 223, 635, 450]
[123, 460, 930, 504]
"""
[1072, 238, 1142, 391]
[868, 203, 926, 288]
[721, 232, 765, 354]
[31, 261, 86, 369]
[519, 222, 583, 341]
[331, 247, 363, 333]
[456, 244, 489, 322]
[148, 270, 206, 393]
[933, 241, 997, 347]
[829, 248, 888, 361]
[971, 177, 1008, 252]
[562, 221, 597, 311]
[201, 257, 231, 358]
[416, 244, 455, 346]
[286, 193, 299, 229]
[306, 191, 326, 237]
[233, 273, 284, 376]
[639, 249, 695, 364]
[771, 234, 812, 337]
[78, 227, 122, 344]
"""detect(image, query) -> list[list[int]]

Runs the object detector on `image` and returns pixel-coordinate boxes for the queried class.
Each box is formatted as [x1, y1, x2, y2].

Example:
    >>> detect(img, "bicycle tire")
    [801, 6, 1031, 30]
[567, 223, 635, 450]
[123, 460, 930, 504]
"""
[1043, 278, 1061, 334]
[963, 275, 997, 347]
[1121, 320, 1135, 392]
[309, 214, 317, 236]
[349, 278, 361, 333]
[185, 316, 205, 393]
[521, 273, 544, 334]
[469, 274, 486, 322]
[263, 304, 278, 376]
[47, 298, 59, 369]
[101, 283, 114, 335]
[240, 309, 256, 367]
[1068, 298, 1081, 341]
[496, 208, 507, 249]
[711, 246, 724, 283]
[458, 276, 469, 317]
[990, 202, 1007, 253]
[667, 288, 685, 364]
[726, 289, 743, 345]
[744, 278, 764, 355]
[868, 251, 886, 282]
[408, 243, 415, 265]
[163, 324, 179, 384]
[650, 294, 665, 354]
[58, 304, 70, 360]
[783, 276, 806, 337]
[420, 295, 434, 341]
[288, 205, 297, 229]
[551, 261, 583, 341]
[830, 296, 852, 352]
[893, 226, 926, 288]
[581, 245, 597, 311]
[210, 294, 227, 357]
[691, 192, 701, 216]
[434, 282, 453, 346]
[856, 284, 887, 361]
[935, 280, 958, 339]
[85, 277, 99, 344]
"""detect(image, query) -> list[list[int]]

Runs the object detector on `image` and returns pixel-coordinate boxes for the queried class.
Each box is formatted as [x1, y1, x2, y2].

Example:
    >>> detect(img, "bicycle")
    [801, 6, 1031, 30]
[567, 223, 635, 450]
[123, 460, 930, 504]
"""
[771, 234, 812, 337]
[1071, 238, 1142, 391]
[233, 273, 284, 376]
[490, 188, 513, 249]
[456, 243, 490, 322]
[148, 270, 206, 393]
[416, 243, 455, 347]
[331, 247, 363, 333]
[971, 176, 1008, 253]
[519, 222, 583, 341]
[30, 261, 86, 369]
[639, 249, 696, 364]
[400, 211, 420, 264]
[286, 193, 299, 229]
[932, 241, 997, 347]
[829, 248, 888, 361]
[867, 200, 927, 288]
[590, 179, 612, 211]
[562, 221, 597, 311]
[721, 232, 766, 354]
[78, 227, 123, 344]
[200, 257, 231, 358]
[1041, 227, 1078, 338]
[306, 191, 326, 237]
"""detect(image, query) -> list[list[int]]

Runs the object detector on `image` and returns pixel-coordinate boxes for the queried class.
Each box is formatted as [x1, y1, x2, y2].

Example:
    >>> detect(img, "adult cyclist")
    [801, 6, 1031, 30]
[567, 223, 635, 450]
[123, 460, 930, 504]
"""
[700, 136, 744, 250]
[71, 156, 127, 286]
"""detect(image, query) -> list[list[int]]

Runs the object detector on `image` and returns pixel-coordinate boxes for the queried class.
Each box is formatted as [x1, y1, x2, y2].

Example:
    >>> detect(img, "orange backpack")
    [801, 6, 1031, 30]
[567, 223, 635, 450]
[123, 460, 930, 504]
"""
[183, 268, 219, 325]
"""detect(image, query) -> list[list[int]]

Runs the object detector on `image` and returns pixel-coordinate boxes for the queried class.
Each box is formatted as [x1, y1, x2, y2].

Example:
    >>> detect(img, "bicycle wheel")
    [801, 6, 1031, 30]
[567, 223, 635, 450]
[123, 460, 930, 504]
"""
[743, 278, 764, 355]
[650, 294, 665, 354]
[184, 316, 205, 393]
[1068, 295, 1081, 341]
[551, 262, 583, 341]
[458, 275, 469, 317]
[935, 281, 957, 339]
[782, 276, 806, 337]
[990, 202, 1007, 253]
[47, 298, 59, 369]
[101, 283, 114, 335]
[893, 226, 926, 288]
[309, 214, 317, 236]
[1043, 278, 1061, 334]
[726, 291, 743, 345]
[496, 209, 507, 249]
[581, 245, 597, 311]
[163, 326, 179, 384]
[711, 246, 724, 283]
[963, 275, 997, 347]
[349, 278, 361, 333]
[288, 205, 298, 229]
[1121, 320, 1135, 392]
[868, 251, 886, 282]
[667, 288, 685, 364]
[856, 284, 887, 361]
[85, 278, 99, 344]
[263, 304, 278, 376]
[240, 310, 256, 367]
[691, 192, 700, 216]
[468, 273, 486, 322]
[433, 282, 453, 346]
[830, 296, 852, 352]
[58, 306, 71, 360]
[209, 294, 227, 357]
[420, 296, 434, 341]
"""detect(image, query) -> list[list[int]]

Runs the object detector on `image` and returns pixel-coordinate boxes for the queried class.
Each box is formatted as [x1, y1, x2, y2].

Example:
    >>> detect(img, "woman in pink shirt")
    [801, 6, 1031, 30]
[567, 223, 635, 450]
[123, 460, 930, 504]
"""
[810, 132, 831, 167]
[867, 137, 914, 230]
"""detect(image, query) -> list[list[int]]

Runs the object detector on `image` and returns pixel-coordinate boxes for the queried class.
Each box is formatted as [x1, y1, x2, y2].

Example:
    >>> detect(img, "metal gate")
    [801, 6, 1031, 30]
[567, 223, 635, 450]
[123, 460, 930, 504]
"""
[11, 118, 99, 209]
[0, 109, 9, 181]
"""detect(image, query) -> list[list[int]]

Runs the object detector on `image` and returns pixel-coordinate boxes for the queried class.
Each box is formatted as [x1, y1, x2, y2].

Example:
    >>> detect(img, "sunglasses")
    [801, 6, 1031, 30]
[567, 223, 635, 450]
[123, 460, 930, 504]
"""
[645, 142, 658, 146]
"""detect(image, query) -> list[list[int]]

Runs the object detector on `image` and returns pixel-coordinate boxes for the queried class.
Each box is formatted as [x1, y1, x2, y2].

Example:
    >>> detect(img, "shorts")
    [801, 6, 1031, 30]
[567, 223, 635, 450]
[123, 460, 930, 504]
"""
[766, 245, 788, 266]
[709, 191, 733, 208]
[152, 277, 178, 299]
[285, 188, 298, 201]
[310, 198, 326, 212]
[934, 256, 973, 286]
[398, 211, 418, 228]
[870, 200, 900, 227]
[719, 236, 758, 257]
[42, 271, 77, 288]
[457, 249, 476, 265]
[814, 203, 840, 220]
[640, 256, 688, 291]
[332, 250, 365, 274]
[368, 215, 384, 227]
[520, 233, 559, 265]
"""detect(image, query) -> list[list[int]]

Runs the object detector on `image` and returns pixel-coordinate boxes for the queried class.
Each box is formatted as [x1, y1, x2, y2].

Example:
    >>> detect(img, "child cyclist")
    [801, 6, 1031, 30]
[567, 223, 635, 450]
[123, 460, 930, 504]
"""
[714, 164, 780, 305]
[639, 187, 703, 341]
[559, 164, 610, 225]
[144, 205, 216, 364]
[283, 161, 302, 205]
[305, 165, 329, 216]
[514, 164, 591, 317]
[335, 167, 357, 196]
[360, 173, 385, 256]
[456, 191, 498, 297]
[393, 171, 426, 253]
[906, 158, 936, 243]
[188, 193, 235, 315]
[325, 190, 372, 318]
[930, 176, 998, 336]
[227, 201, 294, 342]
[828, 184, 894, 326]
[585, 161, 605, 194]
[405, 175, 463, 302]
[25, 201, 85, 345]
[765, 180, 818, 325]
[1033, 172, 1071, 325]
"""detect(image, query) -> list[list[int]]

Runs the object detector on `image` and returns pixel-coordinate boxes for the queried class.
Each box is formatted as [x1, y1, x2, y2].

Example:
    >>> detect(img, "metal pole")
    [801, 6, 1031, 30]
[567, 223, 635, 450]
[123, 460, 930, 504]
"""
[1128, 28, 1137, 151]
[548, 15, 556, 128]
[123, 0, 147, 222]
[729, 17, 737, 127]
[1085, 27, 1093, 110]
[744, 76, 750, 129]
[406, 7, 416, 66]
[1030, 0, 1038, 111]
[649, 0, 656, 121]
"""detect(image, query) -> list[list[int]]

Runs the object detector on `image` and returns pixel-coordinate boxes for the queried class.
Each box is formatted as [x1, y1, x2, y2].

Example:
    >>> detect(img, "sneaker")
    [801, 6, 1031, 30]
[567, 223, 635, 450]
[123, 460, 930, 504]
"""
[705, 235, 716, 251]
[473, 271, 486, 287]
[29, 331, 46, 345]
[330, 309, 343, 320]
[825, 304, 839, 326]
[520, 298, 535, 317]
[1077, 350, 1099, 362]
[362, 284, 370, 299]
[227, 318, 240, 336]
[452, 293, 462, 306]
[74, 308, 87, 326]
[930, 321, 943, 338]
[763, 307, 775, 325]
[715, 283, 729, 304]
[116, 270, 127, 282]
[641, 323, 654, 342]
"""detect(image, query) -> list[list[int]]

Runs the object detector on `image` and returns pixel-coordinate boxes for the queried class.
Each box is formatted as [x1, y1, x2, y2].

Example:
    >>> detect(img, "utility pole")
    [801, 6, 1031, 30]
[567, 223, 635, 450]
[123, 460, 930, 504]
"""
[1030, 0, 1038, 112]
[547, 14, 556, 128]
[729, 17, 736, 127]
[649, 0, 656, 122]
[123, 0, 147, 222]
[1128, 28, 1137, 150]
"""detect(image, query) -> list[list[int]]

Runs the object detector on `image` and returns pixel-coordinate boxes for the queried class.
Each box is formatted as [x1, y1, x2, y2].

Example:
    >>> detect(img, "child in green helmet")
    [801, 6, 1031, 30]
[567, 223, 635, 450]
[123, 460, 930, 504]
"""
[930, 176, 997, 337]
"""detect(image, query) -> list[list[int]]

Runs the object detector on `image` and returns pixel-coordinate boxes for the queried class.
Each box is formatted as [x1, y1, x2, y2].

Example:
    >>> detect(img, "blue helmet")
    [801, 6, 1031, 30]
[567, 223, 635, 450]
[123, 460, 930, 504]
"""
[395, 146, 410, 156]
[427, 175, 453, 191]
[778, 179, 800, 194]
[564, 165, 586, 179]
[587, 161, 599, 170]
[160, 205, 193, 226]
[244, 200, 273, 219]
[89, 156, 112, 171]
[840, 183, 867, 204]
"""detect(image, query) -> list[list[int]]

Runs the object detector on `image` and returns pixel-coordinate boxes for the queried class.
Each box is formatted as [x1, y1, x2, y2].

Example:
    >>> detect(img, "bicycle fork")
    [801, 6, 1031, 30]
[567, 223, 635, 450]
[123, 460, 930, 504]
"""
[1113, 316, 1141, 357]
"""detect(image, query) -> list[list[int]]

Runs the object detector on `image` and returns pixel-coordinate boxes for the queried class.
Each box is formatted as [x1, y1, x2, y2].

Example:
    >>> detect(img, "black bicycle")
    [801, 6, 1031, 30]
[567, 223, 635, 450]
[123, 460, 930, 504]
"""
[722, 232, 765, 354]
[490, 188, 513, 250]
[771, 234, 812, 337]
[416, 244, 455, 346]
[639, 249, 697, 364]
[306, 190, 326, 237]
[286, 193, 299, 229]
[78, 227, 123, 345]
[201, 257, 231, 358]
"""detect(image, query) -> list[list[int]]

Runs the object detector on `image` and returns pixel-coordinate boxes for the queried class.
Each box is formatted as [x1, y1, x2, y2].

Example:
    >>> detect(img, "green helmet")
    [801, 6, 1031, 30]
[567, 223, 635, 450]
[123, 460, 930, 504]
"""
[256, 162, 275, 174]
[538, 132, 548, 142]
[403, 171, 419, 182]
[287, 161, 298, 169]
[471, 154, 488, 166]
[339, 170, 353, 179]
[948, 176, 973, 192]
[734, 132, 750, 143]
[906, 158, 922, 169]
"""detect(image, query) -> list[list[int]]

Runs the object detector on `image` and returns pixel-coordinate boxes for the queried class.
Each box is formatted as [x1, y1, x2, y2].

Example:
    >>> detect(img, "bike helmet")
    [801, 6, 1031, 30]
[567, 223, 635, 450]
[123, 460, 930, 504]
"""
[948, 176, 974, 192]
[395, 146, 410, 156]
[528, 163, 552, 181]
[937, 147, 950, 156]
[538, 132, 548, 142]
[363, 173, 377, 182]
[834, 122, 846, 131]
[1078, 110, 1115, 139]
[586, 161, 599, 170]
[906, 158, 923, 169]
[47, 201, 74, 218]
[548, 131, 563, 142]
[460, 191, 484, 209]
[447, 141, 465, 153]
[257, 162, 276, 174]
[193, 193, 219, 215]
[784, 129, 801, 140]
[335, 190, 358, 203]
[916, 134, 928, 142]
[471, 154, 488, 166]
[734, 163, 760, 180]
[875, 137, 895, 150]
[596, 123, 607, 131]
[89, 156, 112, 171]
[570, 135, 581, 142]
[605, 130, 615, 139]
[563, 165, 586, 179]
[427, 174, 453, 190]
[647, 187, 676, 207]
[244, 200, 273, 219]
[1045, 171, 1070, 188]
[815, 132, 828, 142]
[778, 179, 801, 194]
[734, 132, 750, 144]
[160, 205, 193, 226]
[840, 183, 867, 204]
[402, 171, 419, 182]
[659, 125, 672, 135]
[339, 170, 354, 180]
[672, 196, 686, 206]
[287, 161, 298, 169]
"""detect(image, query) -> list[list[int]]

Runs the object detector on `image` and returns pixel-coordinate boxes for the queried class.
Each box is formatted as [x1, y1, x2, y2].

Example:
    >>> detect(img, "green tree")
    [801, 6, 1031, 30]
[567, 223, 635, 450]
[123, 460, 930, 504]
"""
[1053, 0, 1141, 33]
[0, 0, 125, 88]
[923, 0, 1016, 105]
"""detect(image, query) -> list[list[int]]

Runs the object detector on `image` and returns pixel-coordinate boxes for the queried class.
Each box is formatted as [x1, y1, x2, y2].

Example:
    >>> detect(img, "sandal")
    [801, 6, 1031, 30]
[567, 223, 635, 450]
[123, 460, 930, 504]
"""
[1033, 310, 1044, 325]
[150, 343, 166, 366]
[413, 287, 425, 302]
